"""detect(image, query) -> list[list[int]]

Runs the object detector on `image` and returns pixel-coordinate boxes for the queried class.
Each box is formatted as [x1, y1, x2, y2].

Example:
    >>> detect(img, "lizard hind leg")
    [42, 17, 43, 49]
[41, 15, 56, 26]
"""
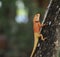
[30, 36, 39, 57]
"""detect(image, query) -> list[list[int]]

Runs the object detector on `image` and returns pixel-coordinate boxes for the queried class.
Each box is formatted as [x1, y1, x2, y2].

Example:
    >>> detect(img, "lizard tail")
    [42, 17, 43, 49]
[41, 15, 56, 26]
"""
[30, 37, 38, 57]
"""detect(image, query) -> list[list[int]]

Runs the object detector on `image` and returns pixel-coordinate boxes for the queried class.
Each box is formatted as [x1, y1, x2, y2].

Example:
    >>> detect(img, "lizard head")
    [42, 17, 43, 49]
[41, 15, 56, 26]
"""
[33, 13, 40, 22]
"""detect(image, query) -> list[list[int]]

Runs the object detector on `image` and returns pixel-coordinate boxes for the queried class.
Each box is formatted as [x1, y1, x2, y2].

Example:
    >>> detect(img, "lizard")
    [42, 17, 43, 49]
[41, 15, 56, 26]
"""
[30, 13, 46, 57]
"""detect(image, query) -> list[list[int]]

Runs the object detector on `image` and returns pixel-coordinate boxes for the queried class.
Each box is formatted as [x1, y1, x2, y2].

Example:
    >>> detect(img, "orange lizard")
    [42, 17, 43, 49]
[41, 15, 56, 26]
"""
[30, 13, 46, 57]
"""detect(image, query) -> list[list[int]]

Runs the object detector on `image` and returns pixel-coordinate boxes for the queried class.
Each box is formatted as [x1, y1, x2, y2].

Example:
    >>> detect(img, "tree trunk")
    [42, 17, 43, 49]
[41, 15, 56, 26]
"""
[33, 0, 60, 57]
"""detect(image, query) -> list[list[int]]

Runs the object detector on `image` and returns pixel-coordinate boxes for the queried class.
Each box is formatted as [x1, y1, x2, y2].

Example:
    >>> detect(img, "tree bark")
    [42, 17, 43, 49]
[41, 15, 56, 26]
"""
[33, 0, 60, 57]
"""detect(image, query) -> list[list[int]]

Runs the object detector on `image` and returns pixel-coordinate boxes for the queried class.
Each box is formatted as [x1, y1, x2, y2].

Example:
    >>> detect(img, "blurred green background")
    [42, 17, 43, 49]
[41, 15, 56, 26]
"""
[1, 0, 59, 57]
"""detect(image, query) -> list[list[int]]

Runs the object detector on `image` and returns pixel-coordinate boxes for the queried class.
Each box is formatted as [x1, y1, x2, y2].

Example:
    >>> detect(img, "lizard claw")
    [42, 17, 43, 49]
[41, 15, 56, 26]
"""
[41, 37, 47, 41]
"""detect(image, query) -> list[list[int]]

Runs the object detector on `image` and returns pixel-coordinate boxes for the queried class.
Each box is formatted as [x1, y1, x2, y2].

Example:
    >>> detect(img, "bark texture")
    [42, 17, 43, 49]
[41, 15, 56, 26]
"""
[33, 0, 60, 57]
